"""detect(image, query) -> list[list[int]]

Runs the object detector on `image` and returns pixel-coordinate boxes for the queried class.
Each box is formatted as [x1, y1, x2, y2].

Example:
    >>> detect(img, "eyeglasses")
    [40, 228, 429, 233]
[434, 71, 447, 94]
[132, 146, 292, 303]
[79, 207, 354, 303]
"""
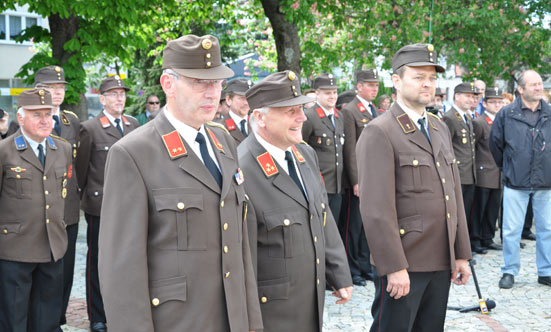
[148, 101, 160, 105]
[104, 92, 126, 99]
[179, 76, 225, 92]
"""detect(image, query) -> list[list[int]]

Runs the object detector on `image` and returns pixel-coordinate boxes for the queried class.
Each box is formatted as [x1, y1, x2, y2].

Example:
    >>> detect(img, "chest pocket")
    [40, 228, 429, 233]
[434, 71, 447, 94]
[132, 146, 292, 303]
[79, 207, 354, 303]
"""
[263, 208, 305, 258]
[153, 188, 205, 251]
[398, 154, 434, 193]
[3, 166, 33, 199]
[95, 142, 113, 153]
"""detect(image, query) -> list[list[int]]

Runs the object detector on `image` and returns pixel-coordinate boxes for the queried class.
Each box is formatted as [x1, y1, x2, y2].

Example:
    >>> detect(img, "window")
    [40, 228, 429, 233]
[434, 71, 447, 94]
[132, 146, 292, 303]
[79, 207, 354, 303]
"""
[0, 14, 5, 40]
[26, 17, 37, 29]
[0, 13, 39, 42]
[9, 15, 21, 40]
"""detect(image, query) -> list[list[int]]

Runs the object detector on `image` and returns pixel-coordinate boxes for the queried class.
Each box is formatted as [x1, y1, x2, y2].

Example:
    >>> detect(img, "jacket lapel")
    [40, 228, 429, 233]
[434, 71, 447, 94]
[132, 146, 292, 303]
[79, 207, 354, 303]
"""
[15, 134, 43, 171]
[98, 111, 123, 139]
[391, 105, 432, 153]
[206, 126, 233, 199]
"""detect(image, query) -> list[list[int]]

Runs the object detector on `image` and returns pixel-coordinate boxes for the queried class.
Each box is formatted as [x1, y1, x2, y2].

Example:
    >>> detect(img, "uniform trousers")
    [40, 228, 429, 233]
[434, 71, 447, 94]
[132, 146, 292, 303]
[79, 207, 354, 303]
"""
[370, 270, 451, 332]
[84, 213, 106, 323]
[461, 184, 476, 247]
[340, 189, 372, 279]
[60, 223, 79, 325]
[327, 193, 342, 225]
[472, 187, 501, 247]
[0, 258, 63, 332]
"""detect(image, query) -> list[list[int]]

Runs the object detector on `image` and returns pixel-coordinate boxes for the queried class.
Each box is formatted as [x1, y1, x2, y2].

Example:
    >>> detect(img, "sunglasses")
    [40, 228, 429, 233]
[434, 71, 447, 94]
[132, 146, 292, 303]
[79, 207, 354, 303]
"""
[148, 101, 160, 105]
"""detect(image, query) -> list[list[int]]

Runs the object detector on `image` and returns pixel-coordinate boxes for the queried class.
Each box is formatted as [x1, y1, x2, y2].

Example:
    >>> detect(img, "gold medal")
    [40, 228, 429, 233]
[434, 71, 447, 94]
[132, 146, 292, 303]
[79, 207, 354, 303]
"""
[462, 138, 467, 144]
[326, 139, 332, 146]
[62, 188, 67, 198]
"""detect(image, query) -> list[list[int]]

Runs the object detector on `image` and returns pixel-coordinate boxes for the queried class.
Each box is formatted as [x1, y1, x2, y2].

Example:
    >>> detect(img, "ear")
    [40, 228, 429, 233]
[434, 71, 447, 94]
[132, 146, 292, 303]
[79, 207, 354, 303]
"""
[160, 74, 175, 97]
[253, 109, 266, 128]
[16, 111, 25, 126]
[391, 74, 401, 92]
[225, 94, 232, 106]
[99, 94, 106, 107]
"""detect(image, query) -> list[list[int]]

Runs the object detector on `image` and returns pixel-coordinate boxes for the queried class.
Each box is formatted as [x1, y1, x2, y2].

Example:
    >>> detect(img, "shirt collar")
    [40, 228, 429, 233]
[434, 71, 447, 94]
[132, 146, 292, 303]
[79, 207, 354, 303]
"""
[229, 110, 247, 124]
[255, 132, 292, 171]
[103, 110, 122, 127]
[356, 95, 372, 109]
[484, 111, 496, 121]
[317, 103, 334, 116]
[521, 100, 542, 112]
[453, 105, 468, 118]
[20, 130, 47, 154]
[397, 99, 427, 127]
[164, 107, 208, 148]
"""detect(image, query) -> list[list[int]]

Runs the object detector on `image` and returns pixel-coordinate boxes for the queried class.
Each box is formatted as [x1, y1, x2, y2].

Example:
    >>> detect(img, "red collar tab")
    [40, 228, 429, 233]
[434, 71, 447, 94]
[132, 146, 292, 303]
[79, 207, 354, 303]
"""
[291, 145, 305, 163]
[225, 118, 237, 131]
[99, 116, 110, 128]
[358, 103, 367, 113]
[162, 130, 187, 159]
[316, 107, 326, 118]
[121, 116, 131, 126]
[256, 152, 279, 177]
[485, 116, 493, 126]
[206, 128, 224, 153]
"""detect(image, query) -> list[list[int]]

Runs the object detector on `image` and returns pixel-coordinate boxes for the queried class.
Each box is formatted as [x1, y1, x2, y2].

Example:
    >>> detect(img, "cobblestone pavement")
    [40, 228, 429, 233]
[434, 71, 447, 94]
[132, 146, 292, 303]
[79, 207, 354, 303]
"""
[63, 217, 550, 331]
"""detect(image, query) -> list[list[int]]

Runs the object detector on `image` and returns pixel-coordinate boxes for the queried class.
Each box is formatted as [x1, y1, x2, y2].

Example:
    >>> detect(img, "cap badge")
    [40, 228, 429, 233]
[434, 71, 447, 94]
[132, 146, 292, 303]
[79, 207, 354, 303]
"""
[38, 89, 45, 96]
[288, 71, 296, 81]
[328, 74, 334, 78]
[247, 80, 252, 87]
[54, 66, 61, 73]
[470, 82, 475, 91]
[427, 44, 434, 52]
[495, 87, 499, 94]
[202, 39, 213, 50]
[114, 75, 120, 80]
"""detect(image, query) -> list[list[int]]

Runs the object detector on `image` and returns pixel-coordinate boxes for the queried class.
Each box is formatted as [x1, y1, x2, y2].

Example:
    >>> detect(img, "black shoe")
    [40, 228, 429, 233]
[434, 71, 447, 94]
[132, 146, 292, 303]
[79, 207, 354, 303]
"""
[91, 322, 107, 332]
[362, 272, 375, 281]
[522, 233, 536, 241]
[520, 242, 526, 249]
[472, 246, 488, 254]
[483, 242, 502, 250]
[537, 276, 551, 286]
[352, 275, 366, 286]
[499, 273, 514, 289]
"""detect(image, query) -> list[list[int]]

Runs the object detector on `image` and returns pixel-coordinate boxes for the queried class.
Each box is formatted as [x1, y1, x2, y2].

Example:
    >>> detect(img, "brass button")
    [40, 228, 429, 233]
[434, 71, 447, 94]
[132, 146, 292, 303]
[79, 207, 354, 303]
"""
[206, 61, 211, 67]
[46, 205, 50, 210]
[223, 245, 229, 253]
[316, 258, 320, 264]
[177, 202, 185, 210]
[317, 279, 320, 285]
[16, 174, 21, 179]
[225, 271, 231, 278]
[441, 178, 446, 184]
[399, 228, 405, 235]
[314, 236, 318, 243]
[261, 296, 267, 303]
[220, 201, 225, 208]
[3, 229, 7, 234]
[436, 161, 441, 167]
[310, 214, 313, 220]
[457, 160, 461, 164]
[283, 219, 290, 226]
[412, 159, 419, 167]
[152, 298, 160, 306]
[453, 158, 456, 163]
[447, 213, 451, 219]
[206, 53, 211, 59]
[445, 195, 450, 201]
[321, 203, 326, 209]
[46, 219, 50, 224]
[45, 190, 49, 195]
[43, 176, 47, 181]
[244, 194, 249, 201]
[223, 223, 228, 231]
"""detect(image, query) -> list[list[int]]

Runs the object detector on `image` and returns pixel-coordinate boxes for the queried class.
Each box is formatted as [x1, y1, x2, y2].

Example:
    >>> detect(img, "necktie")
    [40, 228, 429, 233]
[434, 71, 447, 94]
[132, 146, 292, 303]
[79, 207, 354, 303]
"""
[369, 104, 377, 118]
[328, 114, 335, 128]
[195, 132, 222, 188]
[285, 151, 307, 200]
[240, 119, 248, 137]
[52, 115, 61, 135]
[464, 114, 470, 128]
[418, 118, 431, 144]
[37, 143, 45, 167]
[114, 118, 124, 136]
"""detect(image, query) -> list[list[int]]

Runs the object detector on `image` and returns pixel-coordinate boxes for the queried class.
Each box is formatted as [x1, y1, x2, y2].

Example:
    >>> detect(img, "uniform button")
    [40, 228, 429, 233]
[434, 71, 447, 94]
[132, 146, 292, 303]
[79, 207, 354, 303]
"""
[261, 296, 268, 303]
[223, 223, 228, 231]
[104, 146, 108, 151]
[177, 202, 185, 210]
[399, 228, 405, 235]
[3, 229, 7, 234]
[225, 272, 231, 278]
[220, 201, 225, 208]
[94, 192, 99, 196]
[321, 203, 326, 209]
[245, 194, 250, 201]
[45, 205, 50, 210]
[43, 176, 47, 181]
[412, 159, 419, 167]
[317, 279, 320, 285]
[336, 162, 339, 166]
[453, 158, 456, 163]
[447, 213, 451, 219]
[457, 160, 461, 164]
[336, 153, 339, 157]
[45, 190, 49, 195]
[223, 245, 229, 253]
[314, 236, 318, 243]
[16, 174, 21, 179]
[436, 161, 441, 167]
[316, 258, 320, 264]
[310, 214, 313, 220]
[445, 195, 450, 201]
[46, 219, 50, 224]
[441, 178, 446, 184]
[152, 298, 160, 306]
[283, 219, 290, 226]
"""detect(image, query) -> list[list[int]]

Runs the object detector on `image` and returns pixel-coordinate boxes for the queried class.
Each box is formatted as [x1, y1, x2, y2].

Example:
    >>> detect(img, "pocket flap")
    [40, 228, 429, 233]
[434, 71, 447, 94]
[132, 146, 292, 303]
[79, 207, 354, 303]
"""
[95, 142, 112, 151]
[153, 188, 204, 212]
[0, 223, 21, 234]
[4, 167, 32, 179]
[263, 208, 304, 231]
[398, 215, 423, 235]
[149, 275, 187, 306]
[258, 277, 290, 303]
[398, 154, 432, 167]
[55, 167, 66, 178]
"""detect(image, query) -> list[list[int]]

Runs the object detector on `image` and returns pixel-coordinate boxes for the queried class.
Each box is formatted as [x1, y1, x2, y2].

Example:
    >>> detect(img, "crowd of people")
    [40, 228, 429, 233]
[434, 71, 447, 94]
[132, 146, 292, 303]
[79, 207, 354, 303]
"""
[0, 33, 550, 332]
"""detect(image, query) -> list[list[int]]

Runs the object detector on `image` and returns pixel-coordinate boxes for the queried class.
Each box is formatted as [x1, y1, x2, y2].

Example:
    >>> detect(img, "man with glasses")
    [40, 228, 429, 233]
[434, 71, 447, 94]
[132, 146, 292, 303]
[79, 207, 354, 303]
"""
[136, 94, 162, 125]
[98, 35, 262, 332]
[76, 76, 139, 332]
[472, 88, 504, 253]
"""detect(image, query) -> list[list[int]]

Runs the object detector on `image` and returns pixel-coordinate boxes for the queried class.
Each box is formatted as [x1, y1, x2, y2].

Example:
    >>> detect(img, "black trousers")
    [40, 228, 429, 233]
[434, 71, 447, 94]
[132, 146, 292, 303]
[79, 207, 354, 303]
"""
[370, 270, 451, 332]
[461, 184, 476, 246]
[85, 213, 106, 323]
[327, 193, 342, 224]
[523, 197, 534, 236]
[339, 189, 372, 278]
[472, 187, 501, 247]
[0, 258, 63, 332]
[60, 222, 79, 325]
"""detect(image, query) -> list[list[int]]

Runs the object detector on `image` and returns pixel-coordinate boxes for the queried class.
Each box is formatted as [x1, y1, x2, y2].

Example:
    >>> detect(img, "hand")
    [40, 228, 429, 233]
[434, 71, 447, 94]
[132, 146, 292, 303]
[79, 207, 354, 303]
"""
[0, 111, 9, 135]
[451, 259, 471, 285]
[353, 184, 360, 197]
[332, 286, 354, 304]
[386, 269, 410, 299]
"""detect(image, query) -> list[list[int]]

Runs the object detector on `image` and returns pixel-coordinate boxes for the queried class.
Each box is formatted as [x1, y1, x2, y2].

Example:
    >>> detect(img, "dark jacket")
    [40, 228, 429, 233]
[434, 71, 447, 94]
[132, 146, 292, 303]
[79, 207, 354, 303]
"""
[489, 97, 551, 189]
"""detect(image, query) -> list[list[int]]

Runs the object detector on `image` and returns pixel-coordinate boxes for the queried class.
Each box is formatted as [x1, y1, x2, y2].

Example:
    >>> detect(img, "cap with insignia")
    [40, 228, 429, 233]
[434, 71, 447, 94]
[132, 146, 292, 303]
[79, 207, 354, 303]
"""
[337, 90, 356, 109]
[225, 78, 254, 96]
[34, 65, 69, 85]
[454, 82, 481, 95]
[162, 34, 234, 80]
[100, 75, 130, 94]
[392, 43, 445, 73]
[355, 69, 379, 83]
[245, 70, 314, 110]
[17, 88, 55, 110]
[313, 73, 337, 89]
[435, 88, 446, 97]
[485, 87, 504, 99]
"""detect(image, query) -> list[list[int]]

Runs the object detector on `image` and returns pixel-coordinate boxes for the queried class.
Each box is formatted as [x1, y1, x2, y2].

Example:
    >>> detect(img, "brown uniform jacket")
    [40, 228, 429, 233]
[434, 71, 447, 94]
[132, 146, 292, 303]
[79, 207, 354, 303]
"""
[357, 104, 472, 276]
[0, 130, 71, 263]
[443, 107, 477, 185]
[341, 96, 383, 188]
[238, 134, 352, 332]
[98, 112, 262, 332]
[302, 103, 345, 194]
[215, 113, 251, 145]
[473, 113, 501, 189]
[76, 111, 139, 216]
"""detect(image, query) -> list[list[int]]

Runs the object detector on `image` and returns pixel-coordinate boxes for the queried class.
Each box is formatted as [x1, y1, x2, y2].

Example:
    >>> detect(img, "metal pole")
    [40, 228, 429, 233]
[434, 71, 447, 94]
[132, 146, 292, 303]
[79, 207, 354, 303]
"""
[428, 0, 434, 44]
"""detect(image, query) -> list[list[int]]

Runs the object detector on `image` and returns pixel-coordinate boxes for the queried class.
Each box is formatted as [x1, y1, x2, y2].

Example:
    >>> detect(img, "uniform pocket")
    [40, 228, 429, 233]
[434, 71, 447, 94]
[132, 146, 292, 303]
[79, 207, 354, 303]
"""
[149, 275, 187, 307]
[3, 166, 32, 199]
[257, 276, 290, 304]
[263, 208, 305, 258]
[398, 154, 433, 193]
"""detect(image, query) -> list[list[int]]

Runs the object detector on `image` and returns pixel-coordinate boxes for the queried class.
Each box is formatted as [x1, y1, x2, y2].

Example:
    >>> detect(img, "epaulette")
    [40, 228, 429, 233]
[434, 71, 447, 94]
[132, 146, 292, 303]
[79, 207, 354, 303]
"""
[162, 130, 187, 159]
[206, 121, 230, 135]
[50, 134, 70, 144]
[427, 113, 440, 130]
[256, 152, 279, 177]
[206, 127, 224, 153]
[395, 113, 416, 134]
[60, 112, 71, 125]
[62, 110, 79, 120]
[291, 145, 305, 163]
[47, 136, 57, 150]
[300, 140, 310, 146]
[123, 114, 137, 120]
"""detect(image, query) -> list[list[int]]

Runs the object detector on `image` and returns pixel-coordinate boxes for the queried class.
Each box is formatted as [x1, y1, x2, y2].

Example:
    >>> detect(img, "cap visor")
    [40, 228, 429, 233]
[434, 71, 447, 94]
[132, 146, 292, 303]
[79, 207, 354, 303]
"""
[21, 105, 56, 110]
[407, 62, 445, 73]
[173, 65, 235, 80]
[315, 86, 338, 90]
[38, 80, 69, 85]
[267, 95, 315, 108]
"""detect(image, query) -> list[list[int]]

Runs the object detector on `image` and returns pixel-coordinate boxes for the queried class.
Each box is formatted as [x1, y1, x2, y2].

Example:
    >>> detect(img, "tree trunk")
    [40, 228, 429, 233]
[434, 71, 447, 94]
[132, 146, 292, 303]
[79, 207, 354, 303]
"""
[260, 0, 301, 75]
[48, 13, 88, 120]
